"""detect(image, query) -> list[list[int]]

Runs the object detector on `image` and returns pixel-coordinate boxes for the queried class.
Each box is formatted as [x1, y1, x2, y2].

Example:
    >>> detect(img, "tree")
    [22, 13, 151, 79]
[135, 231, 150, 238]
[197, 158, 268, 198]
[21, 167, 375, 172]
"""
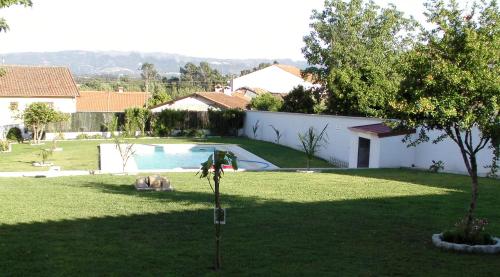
[139, 62, 159, 95]
[302, 0, 417, 116]
[198, 150, 238, 271]
[23, 103, 68, 144]
[239, 62, 276, 76]
[180, 62, 228, 91]
[392, 0, 499, 239]
[280, 85, 315, 114]
[250, 93, 283, 111]
[0, 0, 32, 33]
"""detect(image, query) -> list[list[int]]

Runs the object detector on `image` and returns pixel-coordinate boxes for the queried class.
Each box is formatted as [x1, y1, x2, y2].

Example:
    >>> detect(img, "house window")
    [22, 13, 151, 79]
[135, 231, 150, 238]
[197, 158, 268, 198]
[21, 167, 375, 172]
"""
[9, 102, 19, 111]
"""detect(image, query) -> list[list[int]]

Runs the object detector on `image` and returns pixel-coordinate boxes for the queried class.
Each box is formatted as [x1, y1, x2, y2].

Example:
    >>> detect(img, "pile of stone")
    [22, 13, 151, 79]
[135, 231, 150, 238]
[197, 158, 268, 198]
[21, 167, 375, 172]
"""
[134, 175, 174, 191]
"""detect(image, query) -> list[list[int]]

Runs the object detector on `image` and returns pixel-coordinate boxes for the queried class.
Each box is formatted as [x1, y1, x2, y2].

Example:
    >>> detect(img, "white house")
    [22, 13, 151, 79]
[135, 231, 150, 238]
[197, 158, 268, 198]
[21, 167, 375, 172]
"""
[151, 92, 249, 112]
[0, 65, 79, 136]
[231, 64, 314, 94]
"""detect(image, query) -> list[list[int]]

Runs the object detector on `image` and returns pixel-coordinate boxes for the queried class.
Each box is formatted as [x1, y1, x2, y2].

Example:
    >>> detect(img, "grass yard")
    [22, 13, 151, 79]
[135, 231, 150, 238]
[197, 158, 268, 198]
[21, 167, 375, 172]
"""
[0, 169, 498, 276]
[0, 137, 333, 172]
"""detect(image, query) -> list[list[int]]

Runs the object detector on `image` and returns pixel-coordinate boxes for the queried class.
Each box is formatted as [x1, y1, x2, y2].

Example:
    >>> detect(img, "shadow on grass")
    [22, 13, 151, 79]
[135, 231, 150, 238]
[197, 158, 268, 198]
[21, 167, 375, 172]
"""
[1, 188, 499, 276]
[318, 168, 500, 192]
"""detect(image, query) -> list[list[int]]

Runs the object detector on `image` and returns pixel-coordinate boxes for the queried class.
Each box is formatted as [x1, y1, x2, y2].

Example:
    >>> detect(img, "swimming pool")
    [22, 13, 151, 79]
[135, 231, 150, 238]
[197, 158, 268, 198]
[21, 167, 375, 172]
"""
[99, 143, 278, 173]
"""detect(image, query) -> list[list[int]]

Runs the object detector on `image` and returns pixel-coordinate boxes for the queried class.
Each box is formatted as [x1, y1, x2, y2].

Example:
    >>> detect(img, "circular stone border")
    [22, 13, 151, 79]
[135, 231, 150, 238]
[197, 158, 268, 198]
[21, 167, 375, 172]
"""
[432, 233, 500, 254]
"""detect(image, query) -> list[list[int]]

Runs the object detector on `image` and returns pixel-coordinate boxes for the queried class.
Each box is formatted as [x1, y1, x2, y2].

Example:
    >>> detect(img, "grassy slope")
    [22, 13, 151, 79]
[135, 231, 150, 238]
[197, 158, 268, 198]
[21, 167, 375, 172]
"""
[0, 169, 498, 276]
[0, 137, 333, 172]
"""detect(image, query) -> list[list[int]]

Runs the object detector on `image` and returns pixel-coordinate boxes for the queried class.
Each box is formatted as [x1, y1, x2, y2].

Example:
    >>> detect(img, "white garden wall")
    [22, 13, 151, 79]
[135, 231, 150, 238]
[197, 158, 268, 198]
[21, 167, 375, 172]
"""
[244, 111, 382, 165]
[244, 111, 495, 175]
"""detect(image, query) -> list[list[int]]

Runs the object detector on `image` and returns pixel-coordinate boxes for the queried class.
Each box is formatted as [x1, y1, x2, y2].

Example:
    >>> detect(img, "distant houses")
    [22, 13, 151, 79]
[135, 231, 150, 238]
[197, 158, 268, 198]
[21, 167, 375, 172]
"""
[151, 92, 249, 112]
[77, 91, 149, 112]
[0, 65, 79, 131]
[0, 63, 308, 135]
[231, 64, 313, 95]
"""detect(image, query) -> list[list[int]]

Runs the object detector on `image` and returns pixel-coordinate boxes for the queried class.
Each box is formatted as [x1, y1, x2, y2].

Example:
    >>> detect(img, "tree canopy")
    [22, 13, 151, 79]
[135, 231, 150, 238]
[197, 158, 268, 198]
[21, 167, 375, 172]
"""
[280, 85, 316, 114]
[392, 0, 499, 237]
[180, 62, 227, 91]
[23, 103, 69, 144]
[0, 0, 32, 33]
[302, 0, 417, 116]
[250, 93, 283, 112]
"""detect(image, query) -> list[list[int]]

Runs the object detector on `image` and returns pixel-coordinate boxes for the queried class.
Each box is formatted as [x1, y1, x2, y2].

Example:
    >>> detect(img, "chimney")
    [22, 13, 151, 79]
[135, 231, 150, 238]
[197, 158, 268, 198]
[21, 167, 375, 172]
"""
[117, 86, 124, 93]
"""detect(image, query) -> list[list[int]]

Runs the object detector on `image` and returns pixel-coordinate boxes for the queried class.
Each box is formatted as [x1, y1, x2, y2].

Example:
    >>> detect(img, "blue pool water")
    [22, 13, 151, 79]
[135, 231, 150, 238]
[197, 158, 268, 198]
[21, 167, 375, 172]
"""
[133, 145, 271, 170]
[134, 146, 216, 170]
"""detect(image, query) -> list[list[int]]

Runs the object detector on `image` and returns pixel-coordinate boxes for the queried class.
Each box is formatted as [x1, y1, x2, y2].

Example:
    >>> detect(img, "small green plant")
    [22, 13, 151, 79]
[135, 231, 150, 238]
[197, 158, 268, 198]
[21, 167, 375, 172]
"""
[91, 134, 103, 139]
[442, 216, 494, 246]
[114, 136, 135, 173]
[0, 140, 10, 152]
[6, 127, 23, 143]
[252, 120, 260, 139]
[197, 150, 238, 271]
[429, 160, 444, 173]
[269, 125, 283, 144]
[76, 134, 90, 140]
[55, 132, 65, 140]
[38, 149, 53, 165]
[298, 124, 329, 170]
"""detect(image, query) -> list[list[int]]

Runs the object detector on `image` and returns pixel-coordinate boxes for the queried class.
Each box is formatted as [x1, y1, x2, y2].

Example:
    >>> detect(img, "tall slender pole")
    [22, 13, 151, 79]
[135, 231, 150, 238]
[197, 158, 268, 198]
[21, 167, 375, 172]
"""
[214, 167, 221, 270]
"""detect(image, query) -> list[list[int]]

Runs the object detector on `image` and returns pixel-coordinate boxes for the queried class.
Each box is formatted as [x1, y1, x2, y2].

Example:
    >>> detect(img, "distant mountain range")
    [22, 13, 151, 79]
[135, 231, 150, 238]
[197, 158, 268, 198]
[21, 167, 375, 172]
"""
[0, 50, 308, 77]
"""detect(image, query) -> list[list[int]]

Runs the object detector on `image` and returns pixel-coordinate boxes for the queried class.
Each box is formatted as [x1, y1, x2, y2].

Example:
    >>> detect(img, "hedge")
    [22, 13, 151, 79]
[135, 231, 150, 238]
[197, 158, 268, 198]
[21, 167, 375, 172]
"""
[47, 110, 245, 136]
[46, 112, 125, 132]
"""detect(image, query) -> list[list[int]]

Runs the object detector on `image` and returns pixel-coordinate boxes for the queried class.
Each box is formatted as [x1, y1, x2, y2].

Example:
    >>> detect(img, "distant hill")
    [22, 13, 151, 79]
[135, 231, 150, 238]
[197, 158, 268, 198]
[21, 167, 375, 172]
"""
[0, 51, 308, 77]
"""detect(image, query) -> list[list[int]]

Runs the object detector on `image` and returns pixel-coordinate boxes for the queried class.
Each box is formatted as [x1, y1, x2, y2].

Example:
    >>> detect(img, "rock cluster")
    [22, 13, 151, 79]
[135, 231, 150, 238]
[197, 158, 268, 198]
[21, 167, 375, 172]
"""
[135, 175, 174, 191]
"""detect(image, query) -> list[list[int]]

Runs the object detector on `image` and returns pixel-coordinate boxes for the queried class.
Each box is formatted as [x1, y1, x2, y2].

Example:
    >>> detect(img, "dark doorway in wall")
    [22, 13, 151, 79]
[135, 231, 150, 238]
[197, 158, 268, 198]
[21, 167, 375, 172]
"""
[357, 137, 370, 168]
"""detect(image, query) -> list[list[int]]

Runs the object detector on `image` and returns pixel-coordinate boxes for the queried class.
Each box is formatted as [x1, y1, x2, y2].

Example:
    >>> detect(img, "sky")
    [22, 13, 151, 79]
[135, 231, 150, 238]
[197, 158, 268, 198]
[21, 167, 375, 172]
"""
[0, 0, 473, 60]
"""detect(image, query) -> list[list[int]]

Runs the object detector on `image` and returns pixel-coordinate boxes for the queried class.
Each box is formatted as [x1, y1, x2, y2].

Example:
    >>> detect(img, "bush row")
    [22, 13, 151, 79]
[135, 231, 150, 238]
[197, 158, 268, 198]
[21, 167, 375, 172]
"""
[46, 110, 245, 137]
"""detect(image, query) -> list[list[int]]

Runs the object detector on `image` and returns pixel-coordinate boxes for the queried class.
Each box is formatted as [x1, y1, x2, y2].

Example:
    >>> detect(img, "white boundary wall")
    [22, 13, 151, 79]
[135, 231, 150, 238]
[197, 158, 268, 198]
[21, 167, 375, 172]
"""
[243, 111, 495, 175]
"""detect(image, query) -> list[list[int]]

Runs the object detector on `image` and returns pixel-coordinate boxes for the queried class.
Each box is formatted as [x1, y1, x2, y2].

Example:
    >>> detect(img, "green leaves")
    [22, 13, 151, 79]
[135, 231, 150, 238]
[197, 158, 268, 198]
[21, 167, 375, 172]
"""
[298, 124, 329, 169]
[198, 150, 238, 180]
[0, 0, 32, 33]
[303, 0, 417, 117]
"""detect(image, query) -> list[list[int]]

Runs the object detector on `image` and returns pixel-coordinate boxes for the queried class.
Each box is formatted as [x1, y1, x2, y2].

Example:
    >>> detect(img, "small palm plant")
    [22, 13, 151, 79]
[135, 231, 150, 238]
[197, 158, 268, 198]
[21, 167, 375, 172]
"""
[298, 124, 328, 170]
[269, 125, 283, 144]
[198, 150, 238, 271]
[252, 120, 260, 139]
[38, 148, 53, 165]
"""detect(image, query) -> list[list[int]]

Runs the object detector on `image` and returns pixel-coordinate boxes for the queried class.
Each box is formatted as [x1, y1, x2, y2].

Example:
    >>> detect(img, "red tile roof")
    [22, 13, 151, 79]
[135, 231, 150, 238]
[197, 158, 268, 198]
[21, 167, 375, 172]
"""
[348, 123, 416, 138]
[0, 65, 79, 97]
[275, 64, 314, 82]
[77, 91, 149, 112]
[151, 92, 250, 110]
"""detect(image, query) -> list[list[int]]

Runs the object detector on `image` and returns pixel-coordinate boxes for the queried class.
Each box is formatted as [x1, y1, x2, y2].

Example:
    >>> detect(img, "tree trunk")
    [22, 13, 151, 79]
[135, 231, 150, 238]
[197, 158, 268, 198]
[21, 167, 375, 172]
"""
[465, 154, 479, 233]
[214, 168, 221, 271]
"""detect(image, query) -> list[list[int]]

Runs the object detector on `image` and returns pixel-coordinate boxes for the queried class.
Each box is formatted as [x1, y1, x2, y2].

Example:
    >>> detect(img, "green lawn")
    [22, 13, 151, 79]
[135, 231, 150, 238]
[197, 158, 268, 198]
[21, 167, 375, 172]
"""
[0, 169, 498, 276]
[0, 137, 333, 171]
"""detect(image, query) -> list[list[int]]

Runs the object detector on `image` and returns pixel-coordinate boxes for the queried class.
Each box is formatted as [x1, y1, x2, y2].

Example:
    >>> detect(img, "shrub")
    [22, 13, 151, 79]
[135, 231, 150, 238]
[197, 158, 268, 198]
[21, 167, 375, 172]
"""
[76, 134, 90, 140]
[429, 160, 444, 173]
[442, 217, 495, 246]
[6, 127, 23, 143]
[280, 85, 315, 114]
[0, 140, 10, 152]
[250, 93, 283, 111]
[92, 134, 104, 139]
[208, 109, 245, 136]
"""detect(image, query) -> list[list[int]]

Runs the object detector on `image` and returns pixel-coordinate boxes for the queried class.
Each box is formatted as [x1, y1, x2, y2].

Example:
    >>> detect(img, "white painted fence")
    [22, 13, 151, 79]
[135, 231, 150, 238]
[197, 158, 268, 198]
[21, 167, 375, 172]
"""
[243, 111, 495, 175]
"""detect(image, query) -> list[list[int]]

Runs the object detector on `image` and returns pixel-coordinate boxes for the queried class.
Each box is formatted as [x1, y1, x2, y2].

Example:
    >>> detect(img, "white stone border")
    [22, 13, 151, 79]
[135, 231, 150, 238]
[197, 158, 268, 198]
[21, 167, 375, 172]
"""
[432, 233, 500, 254]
